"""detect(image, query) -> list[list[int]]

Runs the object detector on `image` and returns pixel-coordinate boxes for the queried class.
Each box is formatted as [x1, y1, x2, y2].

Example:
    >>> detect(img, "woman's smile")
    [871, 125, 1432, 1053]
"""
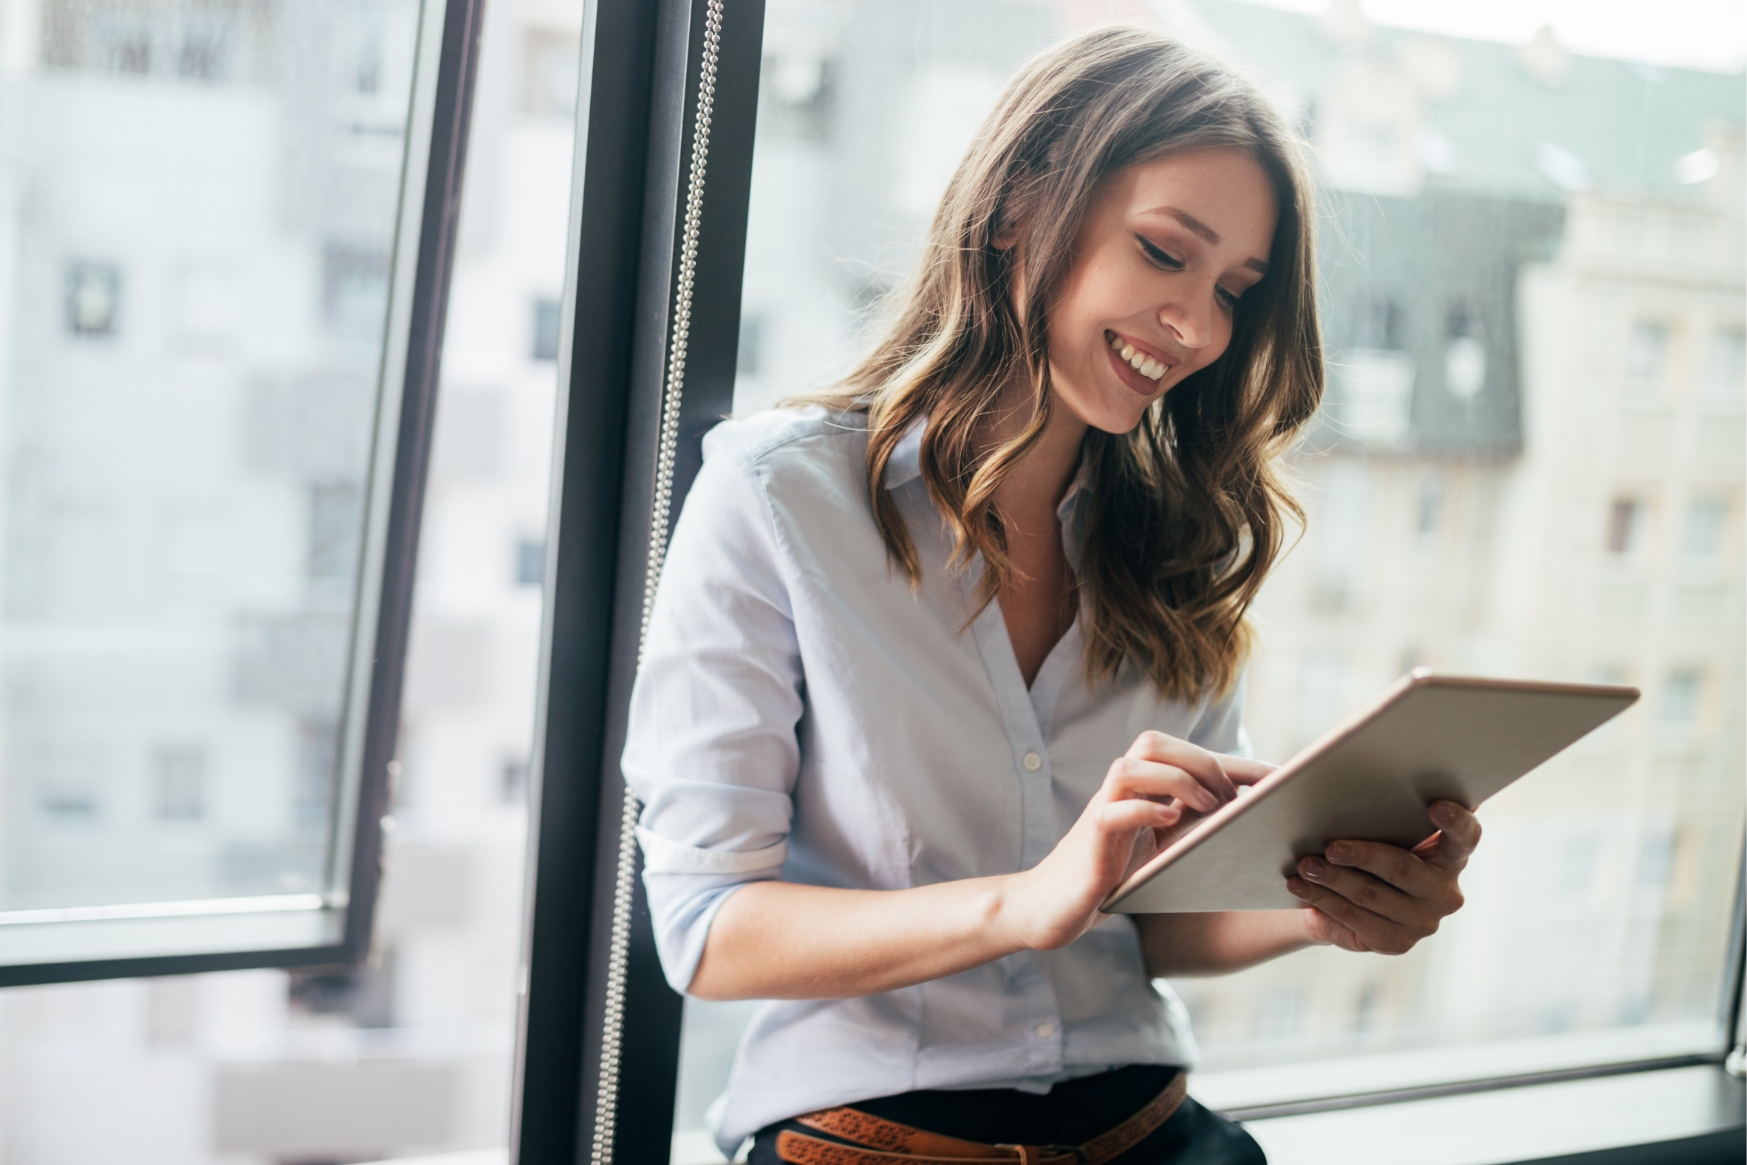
[1104, 328, 1175, 395]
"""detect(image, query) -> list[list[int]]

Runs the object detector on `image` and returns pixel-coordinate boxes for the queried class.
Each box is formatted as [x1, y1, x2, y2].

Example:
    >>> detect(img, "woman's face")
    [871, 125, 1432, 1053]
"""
[1043, 147, 1278, 433]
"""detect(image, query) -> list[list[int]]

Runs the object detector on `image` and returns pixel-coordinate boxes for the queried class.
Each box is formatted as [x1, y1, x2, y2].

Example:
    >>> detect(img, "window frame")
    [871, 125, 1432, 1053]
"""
[0, 0, 487, 988]
[510, 4, 1745, 1163]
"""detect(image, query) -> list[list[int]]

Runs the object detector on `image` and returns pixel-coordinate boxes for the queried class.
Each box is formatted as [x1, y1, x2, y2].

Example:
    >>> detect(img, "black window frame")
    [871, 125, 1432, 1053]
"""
[0, 0, 486, 988]
[511, 4, 1746, 1162]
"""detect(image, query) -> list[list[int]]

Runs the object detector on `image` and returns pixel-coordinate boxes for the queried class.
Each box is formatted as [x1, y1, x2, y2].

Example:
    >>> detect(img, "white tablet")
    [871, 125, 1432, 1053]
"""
[1102, 670, 1639, 914]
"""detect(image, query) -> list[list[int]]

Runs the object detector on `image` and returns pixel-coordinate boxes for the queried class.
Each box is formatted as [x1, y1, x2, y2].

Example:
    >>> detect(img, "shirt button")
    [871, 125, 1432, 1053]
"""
[1035, 1022, 1057, 1039]
[1022, 750, 1043, 771]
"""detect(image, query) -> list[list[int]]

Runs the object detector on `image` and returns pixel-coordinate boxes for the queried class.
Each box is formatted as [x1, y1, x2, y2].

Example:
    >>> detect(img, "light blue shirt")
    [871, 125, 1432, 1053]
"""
[624, 407, 1248, 1151]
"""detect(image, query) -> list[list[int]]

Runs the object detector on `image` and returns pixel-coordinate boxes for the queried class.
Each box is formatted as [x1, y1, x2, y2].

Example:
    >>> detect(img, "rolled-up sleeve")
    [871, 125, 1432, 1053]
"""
[623, 431, 804, 993]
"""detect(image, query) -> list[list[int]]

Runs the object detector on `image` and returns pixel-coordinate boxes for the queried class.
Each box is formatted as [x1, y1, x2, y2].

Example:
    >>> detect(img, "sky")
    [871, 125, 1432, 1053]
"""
[1249, 0, 1747, 73]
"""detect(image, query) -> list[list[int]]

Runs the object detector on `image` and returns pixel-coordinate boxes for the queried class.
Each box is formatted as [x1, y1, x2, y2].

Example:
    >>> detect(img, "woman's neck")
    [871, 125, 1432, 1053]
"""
[985, 390, 1088, 534]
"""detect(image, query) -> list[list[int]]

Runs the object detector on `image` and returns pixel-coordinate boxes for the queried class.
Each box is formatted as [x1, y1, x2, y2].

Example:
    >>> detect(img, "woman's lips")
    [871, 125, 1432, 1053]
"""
[1105, 330, 1174, 396]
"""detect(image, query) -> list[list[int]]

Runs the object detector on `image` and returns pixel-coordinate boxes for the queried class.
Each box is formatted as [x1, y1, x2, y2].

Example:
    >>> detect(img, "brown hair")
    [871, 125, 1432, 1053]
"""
[817, 26, 1323, 703]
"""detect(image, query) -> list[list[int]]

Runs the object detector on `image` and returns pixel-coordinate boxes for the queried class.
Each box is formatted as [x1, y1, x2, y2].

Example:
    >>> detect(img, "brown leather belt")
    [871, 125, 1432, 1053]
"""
[775, 1070, 1188, 1165]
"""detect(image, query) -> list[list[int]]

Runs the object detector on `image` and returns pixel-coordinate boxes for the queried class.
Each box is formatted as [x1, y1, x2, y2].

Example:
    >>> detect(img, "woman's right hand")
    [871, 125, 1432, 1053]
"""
[996, 731, 1274, 951]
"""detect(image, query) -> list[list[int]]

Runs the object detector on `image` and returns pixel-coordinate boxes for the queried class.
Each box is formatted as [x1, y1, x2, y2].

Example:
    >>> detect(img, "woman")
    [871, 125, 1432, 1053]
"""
[625, 26, 1479, 1165]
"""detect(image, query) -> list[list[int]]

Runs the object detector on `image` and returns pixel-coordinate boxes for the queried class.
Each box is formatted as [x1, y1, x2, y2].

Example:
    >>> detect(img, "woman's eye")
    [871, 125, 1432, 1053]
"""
[1217, 286, 1243, 310]
[1137, 237, 1183, 270]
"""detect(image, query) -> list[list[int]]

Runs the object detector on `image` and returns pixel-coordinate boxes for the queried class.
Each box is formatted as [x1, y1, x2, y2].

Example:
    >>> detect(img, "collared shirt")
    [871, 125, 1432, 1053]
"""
[624, 407, 1248, 1152]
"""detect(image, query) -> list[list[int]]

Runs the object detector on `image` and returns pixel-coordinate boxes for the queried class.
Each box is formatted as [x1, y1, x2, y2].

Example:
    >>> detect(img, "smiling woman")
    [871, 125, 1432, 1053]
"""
[621, 25, 1487, 1165]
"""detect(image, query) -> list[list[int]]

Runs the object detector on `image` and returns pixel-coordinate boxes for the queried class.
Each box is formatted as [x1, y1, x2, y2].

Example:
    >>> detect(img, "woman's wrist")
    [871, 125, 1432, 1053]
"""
[980, 871, 1037, 954]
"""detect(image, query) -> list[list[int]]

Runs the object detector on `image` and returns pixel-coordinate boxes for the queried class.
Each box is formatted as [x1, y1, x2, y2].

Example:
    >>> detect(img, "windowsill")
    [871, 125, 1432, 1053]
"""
[1189, 1021, 1725, 1114]
[656, 1043, 1739, 1165]
[1243, 1063, 1742, 1165]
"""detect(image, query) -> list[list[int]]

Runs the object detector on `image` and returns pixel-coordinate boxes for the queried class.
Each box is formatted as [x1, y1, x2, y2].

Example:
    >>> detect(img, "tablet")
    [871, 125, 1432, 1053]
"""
[1102, 670, 1639, 914]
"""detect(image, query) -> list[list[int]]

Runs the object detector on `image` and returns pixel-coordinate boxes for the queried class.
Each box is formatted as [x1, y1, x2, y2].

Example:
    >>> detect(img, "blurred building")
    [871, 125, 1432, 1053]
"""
[1177, 0, 1745, 1067]
[709, 0, 1745, 1134]
[0, 0, 573, 1159]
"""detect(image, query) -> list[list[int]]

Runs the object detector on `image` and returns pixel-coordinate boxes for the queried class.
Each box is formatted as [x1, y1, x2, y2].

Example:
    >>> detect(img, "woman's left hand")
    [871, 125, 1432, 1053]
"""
[1286, 800, 1480, 955]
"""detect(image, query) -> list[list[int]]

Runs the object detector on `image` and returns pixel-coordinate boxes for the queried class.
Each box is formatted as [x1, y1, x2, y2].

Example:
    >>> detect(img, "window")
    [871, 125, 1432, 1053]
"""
[1606, 497, 1643, 555]
[1415, 471, 1444, 539]
[1706, 326, 1745, 405]
[1659, 668, 1704, 739]
[532, 296, 562, 360]
[1683, 497, 1729, 558]
[1443, 304, 1485, 400]
[308, 483, 364, 589]
[1627, 320, 1671, 391]
[514, 537, 545, 586]
[737, 312, 763, 377]
[64, 261, 121, 337]
[1, 0, 479, 981]
[606, 4, 1747, 1161]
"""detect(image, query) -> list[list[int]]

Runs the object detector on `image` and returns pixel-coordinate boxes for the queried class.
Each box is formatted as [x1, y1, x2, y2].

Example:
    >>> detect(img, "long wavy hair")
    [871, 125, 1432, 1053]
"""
[814, 26, 1323, 703]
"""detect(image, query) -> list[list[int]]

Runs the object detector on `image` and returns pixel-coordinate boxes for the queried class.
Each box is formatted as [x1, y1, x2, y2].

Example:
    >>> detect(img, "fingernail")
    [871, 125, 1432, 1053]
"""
[1287, 878, 1310, 897]
[1431, 802, 1456, 825]
[1327, 843, 1353, 863]
[1302, 857, 1326, 879]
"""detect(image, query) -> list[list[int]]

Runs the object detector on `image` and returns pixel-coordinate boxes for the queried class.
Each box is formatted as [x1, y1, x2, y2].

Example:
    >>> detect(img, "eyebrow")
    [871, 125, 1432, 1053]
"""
[1146, 206, 1270, 273]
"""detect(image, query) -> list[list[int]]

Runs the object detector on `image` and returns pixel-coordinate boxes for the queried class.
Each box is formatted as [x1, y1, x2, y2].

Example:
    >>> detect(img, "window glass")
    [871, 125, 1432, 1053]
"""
[1, 0, 425, 930]
[677, 0, 1745, 1156]
[0, 0, 573, 1154]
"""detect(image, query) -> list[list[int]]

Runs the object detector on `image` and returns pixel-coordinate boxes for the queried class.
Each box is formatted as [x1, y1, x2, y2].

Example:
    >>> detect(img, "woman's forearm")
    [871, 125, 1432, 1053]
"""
[690, 878, 1032, 1001]
[1137, 909, 1318, 976]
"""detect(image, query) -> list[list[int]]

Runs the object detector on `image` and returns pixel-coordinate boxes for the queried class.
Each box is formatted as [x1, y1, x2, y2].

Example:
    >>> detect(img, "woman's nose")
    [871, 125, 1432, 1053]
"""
[1158, 288, 1215, 351]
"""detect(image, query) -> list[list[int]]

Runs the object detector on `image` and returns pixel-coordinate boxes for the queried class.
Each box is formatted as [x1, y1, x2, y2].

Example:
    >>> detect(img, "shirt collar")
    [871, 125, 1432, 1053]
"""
[881, 416, 926, 490]
[880, 414, 1093, 561]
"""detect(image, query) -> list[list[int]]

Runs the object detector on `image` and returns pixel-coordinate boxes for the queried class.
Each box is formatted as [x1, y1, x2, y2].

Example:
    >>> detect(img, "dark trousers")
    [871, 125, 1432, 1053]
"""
[749, 1065, 1266, 1165]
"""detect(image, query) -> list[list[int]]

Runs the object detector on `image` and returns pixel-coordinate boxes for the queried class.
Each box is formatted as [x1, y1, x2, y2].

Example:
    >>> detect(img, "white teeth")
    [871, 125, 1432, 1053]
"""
[1108, 333, 1165, 381]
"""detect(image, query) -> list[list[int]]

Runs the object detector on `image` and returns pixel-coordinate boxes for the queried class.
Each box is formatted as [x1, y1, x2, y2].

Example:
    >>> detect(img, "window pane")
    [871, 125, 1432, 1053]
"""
[0, 0, 573, 1153]
[0, 0, 421, 936]
[679, 0, 1745, 1153]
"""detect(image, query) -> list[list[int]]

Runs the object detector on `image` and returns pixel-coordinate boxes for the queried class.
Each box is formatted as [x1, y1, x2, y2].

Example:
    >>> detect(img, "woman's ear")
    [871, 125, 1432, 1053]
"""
[991, 215, 1022, 252]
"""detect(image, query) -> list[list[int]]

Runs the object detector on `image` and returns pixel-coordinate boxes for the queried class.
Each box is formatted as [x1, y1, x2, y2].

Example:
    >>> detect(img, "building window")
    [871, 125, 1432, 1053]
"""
[154, 744, 207, 820]
[532, 297, 562, 361]
[1357, 294, 1408, 350]
[1605, 497, 1642, 555]
[1660, 669, 1703, 730]
[65, 262, 121, 337]
[1626, 321, 1669, 390]
[737, 314, 764, 378]
[514, 538, 545, 587]
[322, 245, 390, 337]
[105, 23, 152, 74]
[1415, 472, 1444, 538]
[501, 757, 530, 803]
[295, 719, 339, 831]
[176, 20, 225, 81]
[308, 483, 363, 585]
[1704, 326, 1745, 404]
[1681, 498, 1728, 558]
[1444, 305, 1486, 400]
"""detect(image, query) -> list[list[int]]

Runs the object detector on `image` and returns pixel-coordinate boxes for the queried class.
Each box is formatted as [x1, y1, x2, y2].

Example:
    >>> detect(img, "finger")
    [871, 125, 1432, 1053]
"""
[1323, 839, 1445, 898]
[1125, 732, 1238, 804]
[1286, 876, 1423, 955]
[1300, 904, 1371, 953]
[1219, 755, 1277, 786]
[1298, 855, 1439, 930]
[1105, 757, 1222, 813]
[1096, 798, 1182, 835]
[1421, 801, 1482, 870]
